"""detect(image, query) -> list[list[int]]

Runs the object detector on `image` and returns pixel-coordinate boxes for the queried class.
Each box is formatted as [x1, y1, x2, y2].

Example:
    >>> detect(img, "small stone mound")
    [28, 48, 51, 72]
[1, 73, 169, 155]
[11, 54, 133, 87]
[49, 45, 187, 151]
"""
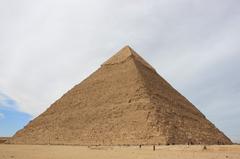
[0, 137, 9, 144]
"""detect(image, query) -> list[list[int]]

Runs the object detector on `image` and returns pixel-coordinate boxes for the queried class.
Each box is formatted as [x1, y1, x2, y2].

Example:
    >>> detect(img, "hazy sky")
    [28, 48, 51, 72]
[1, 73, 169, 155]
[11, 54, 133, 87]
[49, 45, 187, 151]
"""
[0, 0, 239, 142]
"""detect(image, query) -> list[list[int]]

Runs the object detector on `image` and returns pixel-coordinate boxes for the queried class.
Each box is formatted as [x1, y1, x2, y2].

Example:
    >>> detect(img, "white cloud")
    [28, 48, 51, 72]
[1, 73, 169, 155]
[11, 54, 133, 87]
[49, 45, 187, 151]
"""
[0, 93, 5, 101]
[0, 113, 5, 120]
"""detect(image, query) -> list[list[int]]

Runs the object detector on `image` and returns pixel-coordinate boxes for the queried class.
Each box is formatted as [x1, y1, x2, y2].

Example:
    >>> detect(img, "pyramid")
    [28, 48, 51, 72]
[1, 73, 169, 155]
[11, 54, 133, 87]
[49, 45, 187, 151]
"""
[9, 46, 232, 145]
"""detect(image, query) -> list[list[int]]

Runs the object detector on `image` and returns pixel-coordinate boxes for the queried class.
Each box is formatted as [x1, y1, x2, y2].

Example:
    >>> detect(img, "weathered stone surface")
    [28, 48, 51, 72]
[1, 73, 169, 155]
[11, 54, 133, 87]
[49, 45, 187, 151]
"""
[9, 46, 232, 145]
[0, 137, 9, 144]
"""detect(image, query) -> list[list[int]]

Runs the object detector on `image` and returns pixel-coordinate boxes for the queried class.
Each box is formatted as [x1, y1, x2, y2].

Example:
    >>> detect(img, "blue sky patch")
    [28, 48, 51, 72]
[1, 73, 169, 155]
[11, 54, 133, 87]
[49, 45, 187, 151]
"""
[0, 92, 32, 137]
[0, 107, 31, 137]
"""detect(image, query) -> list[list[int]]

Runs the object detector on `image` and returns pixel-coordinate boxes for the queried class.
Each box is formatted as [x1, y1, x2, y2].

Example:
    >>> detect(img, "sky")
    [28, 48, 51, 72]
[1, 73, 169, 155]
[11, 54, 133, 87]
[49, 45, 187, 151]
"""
[0, 93, 31, 136]
[0, 0, 239, 142]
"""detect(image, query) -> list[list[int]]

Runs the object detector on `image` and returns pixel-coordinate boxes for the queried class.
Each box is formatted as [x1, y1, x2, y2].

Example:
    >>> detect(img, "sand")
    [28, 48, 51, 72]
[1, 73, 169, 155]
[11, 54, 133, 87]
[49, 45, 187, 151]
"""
[0, 145, 239, 159]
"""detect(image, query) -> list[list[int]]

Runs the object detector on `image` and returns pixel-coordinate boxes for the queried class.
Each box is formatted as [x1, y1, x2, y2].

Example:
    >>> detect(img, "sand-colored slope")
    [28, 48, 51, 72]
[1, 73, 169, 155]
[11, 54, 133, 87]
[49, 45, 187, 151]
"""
[133, 59, 232, 144]
[10, 53, 165, 145]
[9, 46, 232, 145]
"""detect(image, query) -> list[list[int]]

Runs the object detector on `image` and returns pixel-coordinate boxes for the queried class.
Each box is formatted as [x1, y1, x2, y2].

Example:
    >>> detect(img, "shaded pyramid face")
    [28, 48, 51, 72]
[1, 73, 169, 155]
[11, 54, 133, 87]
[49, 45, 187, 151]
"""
[10, 46, 232, 145]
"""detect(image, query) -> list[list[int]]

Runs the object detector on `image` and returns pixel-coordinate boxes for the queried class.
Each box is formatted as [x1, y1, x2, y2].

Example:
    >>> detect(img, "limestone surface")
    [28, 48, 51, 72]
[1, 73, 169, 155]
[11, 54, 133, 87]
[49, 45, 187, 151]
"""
[9, 46, 232, 145]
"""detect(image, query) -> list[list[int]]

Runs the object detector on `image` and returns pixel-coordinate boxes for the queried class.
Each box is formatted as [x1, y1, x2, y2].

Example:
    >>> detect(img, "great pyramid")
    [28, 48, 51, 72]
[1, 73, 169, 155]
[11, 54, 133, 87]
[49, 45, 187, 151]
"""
[9, 46, 232, 145]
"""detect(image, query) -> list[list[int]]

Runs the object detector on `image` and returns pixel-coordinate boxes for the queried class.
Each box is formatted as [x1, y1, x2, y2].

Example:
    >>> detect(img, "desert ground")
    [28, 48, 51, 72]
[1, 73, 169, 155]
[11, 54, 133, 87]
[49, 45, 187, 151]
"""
[0, 144, 239, 159]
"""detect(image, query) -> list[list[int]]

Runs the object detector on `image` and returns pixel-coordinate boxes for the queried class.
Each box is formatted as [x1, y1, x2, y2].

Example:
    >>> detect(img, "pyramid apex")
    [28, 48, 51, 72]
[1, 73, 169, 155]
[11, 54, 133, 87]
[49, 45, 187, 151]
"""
[102, 45, 155, 71]
[102, 45, 134, 65]
[123, 44, 131, 48]
[123, 45, 133, 50]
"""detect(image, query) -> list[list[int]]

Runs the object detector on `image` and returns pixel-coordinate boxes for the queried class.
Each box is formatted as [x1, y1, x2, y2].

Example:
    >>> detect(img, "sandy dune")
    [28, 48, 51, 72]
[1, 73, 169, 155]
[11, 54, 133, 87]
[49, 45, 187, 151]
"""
[0, 145, 239, 159]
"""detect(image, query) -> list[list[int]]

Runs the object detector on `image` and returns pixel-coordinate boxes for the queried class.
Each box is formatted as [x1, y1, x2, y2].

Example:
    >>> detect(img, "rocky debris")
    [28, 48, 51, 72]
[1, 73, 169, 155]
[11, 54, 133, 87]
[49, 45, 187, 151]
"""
[0, 137, 10, 144]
